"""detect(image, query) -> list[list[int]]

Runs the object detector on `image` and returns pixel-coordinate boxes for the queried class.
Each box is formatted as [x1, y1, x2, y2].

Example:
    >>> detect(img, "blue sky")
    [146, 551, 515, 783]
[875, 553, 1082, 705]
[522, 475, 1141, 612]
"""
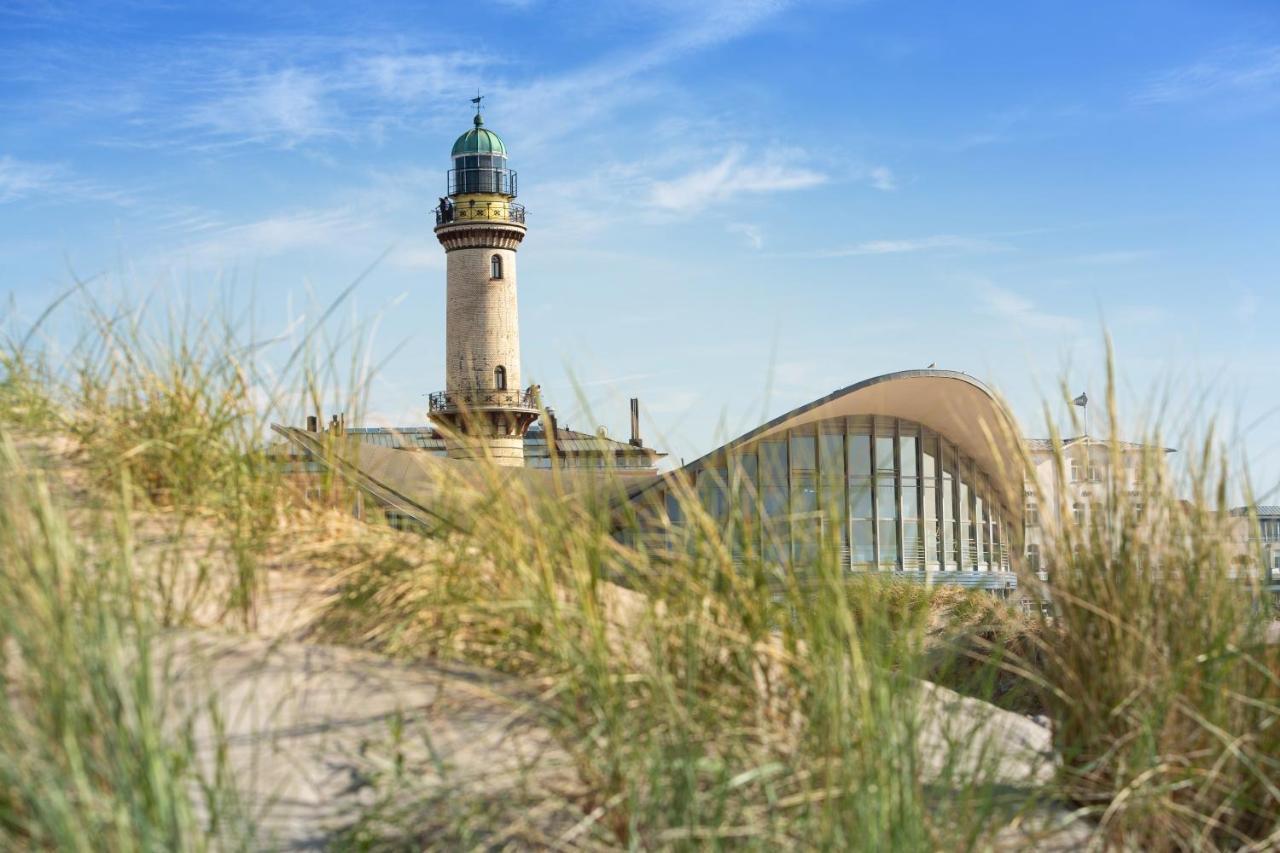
[2, 0, 1278, 493]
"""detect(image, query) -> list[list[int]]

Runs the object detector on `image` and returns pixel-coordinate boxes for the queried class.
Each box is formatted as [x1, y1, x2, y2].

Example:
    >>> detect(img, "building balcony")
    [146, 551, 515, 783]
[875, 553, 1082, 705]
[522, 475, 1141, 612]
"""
[428, 388, 538, 414]
[435, 199, 526, 226]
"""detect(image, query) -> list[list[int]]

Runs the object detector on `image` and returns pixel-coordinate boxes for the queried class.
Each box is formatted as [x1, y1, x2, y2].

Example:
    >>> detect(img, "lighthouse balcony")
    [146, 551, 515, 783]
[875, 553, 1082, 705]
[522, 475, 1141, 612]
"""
[429, 387, 539, 414]
[435, 199, 526, 226]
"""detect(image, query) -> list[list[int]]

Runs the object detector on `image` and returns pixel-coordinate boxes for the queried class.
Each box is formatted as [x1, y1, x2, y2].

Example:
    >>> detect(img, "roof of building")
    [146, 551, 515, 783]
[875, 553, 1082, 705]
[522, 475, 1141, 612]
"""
[345, 425, 664, 457]
[271, 425, 660, 530]
[1023, 436, 1175, 453]
[630, 368, 1027, 523]
[451, 114, 507, 157]
[1230, 505, 1280, 518]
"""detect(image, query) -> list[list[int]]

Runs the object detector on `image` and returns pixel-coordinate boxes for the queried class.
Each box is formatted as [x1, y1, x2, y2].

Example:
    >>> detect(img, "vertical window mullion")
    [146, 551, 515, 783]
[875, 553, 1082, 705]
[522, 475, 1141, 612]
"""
[893, 418, 903, 571]
[870, 419, 880, 569]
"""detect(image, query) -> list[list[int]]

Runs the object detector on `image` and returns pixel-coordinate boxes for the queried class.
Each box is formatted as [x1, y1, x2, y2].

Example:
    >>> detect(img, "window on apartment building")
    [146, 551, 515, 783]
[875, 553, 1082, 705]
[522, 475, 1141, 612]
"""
[491, 254, 503, 279]
[494, 365, 507, 390]
[1073, 502, 1085, 526]
[1026, 543, 1041, 572]
[1070, 460, 1082, 483]
[1088, 464, 1102, 482]
[1025, 498, 1039, 527]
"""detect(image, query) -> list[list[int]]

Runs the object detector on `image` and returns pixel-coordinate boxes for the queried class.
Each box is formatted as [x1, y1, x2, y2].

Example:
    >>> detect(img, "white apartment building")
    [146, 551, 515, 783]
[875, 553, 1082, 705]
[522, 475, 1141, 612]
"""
[1021, 436, 1160, 580]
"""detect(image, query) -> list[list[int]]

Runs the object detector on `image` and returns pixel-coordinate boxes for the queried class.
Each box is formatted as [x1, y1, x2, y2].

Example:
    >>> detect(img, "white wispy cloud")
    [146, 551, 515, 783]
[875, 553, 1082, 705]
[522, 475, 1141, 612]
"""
[648, 147, 825, 212]
[974, 280, 1079, 334]
[18, 2, 790, 154]
[727, 222, 764, 250]
[185, 68, 332, 147]
[0, 153, 142, 208]
[489, 0, 793, 149]
[168, 207, 369, 267]
[801, 235, 1009, 258]
[354, 52, 486, 104]
[0, 155, 60, 202]
[1136, 45, 1280, 107]
[868, 165, 896, 191]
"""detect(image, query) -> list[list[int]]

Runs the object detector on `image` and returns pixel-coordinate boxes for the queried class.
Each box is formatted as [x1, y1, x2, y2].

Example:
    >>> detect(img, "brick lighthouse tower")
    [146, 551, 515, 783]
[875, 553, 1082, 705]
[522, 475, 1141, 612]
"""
[428, 99, 537, 465]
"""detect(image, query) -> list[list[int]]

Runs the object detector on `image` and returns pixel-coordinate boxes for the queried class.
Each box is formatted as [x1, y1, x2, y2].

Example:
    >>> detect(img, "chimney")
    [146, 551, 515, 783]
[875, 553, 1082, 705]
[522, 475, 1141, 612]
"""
[546, 408, 559, 457]
[306, 415, 318, 432]
[629, 398, 643, 447]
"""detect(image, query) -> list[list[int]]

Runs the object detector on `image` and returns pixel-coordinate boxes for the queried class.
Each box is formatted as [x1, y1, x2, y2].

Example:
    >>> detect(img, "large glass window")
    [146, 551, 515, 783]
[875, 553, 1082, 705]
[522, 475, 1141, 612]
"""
[874, 420, 898, 569]
[922, 432, 939, 567]
[975, 488, 987, 570]
[686, 415, 1016, 580]
[942, 443, 957, 570]
[698, 468, 728, 522]
[958, 467, 972, 570]
[992, 511, 1005, 570]
[900, 424, 920, 569]
[789, 432, 818, 566]
[877, 479, 898, 568]
[875, 432, 895, 475]
[848, 426, 874, 567]
[759, 439, 789, 566]
[665, 489, 683, 526]
[900, 433, 918, 477]
[729, 450, 758, 559]
[818, 427, 847, 562]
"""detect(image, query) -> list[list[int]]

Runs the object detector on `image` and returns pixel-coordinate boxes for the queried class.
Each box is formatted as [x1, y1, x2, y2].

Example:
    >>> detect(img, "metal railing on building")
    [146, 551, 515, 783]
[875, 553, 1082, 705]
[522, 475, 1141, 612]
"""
[435, 199, 526, 226]
[428, 388, 538, 413]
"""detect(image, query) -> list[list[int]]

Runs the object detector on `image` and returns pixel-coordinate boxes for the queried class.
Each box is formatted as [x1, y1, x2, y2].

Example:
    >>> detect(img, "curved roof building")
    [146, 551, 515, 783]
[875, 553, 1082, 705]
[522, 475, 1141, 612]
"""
[632, 370, 1025, 592]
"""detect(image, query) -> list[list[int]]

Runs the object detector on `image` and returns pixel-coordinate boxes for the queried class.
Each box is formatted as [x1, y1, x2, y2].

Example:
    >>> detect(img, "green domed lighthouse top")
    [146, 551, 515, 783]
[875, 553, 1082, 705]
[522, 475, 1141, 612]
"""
[451, 113, 507, 157]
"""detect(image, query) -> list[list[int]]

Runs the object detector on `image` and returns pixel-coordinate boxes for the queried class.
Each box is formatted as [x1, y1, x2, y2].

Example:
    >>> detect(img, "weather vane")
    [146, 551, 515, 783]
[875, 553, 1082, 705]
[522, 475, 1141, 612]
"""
[471, 91, 484, 121]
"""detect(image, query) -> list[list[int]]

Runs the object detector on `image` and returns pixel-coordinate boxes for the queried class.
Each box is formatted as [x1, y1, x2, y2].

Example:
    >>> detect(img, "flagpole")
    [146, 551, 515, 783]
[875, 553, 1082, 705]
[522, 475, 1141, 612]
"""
[1072, 392, 1089, 439]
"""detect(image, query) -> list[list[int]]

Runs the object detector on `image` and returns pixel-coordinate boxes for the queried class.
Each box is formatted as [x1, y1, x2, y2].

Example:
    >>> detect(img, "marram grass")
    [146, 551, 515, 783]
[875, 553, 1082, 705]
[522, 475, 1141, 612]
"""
[0, 430, 251, 851]
[2, 289, 1278, 849]
[1014, 359, 1280, 851]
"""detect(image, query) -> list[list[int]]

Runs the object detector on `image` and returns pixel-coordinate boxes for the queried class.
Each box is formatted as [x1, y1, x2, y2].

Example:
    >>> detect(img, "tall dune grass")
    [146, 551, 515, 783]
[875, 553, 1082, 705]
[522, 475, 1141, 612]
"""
[3, 284, 376, 627]
[3, 286, 1278, 848]
[0, 430, 250, 849]
[1019, 358, 1280, 850]
[311, 439, 1041, 848]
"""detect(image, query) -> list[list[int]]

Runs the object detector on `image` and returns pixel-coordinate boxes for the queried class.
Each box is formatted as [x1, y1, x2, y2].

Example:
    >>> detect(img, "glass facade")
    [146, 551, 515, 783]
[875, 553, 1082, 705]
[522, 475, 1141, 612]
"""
[689, 415, 1015, 574]
[449, 154, 518, 195]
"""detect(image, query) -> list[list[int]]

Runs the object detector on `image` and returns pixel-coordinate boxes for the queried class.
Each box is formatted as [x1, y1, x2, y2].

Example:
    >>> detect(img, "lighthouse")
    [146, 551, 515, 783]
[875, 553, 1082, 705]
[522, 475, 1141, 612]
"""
[428, 100, 537, 465]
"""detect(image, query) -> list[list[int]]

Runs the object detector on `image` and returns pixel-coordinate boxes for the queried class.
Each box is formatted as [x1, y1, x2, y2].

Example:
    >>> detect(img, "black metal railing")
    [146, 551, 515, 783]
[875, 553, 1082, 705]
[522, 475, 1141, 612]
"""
[448, 167, 518, 196]
[435, 199, 526, 226]
[428, 387, 538, 413]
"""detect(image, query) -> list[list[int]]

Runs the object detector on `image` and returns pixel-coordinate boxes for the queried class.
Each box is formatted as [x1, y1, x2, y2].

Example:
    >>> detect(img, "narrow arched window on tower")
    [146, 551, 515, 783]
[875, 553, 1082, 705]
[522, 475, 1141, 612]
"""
[494, 365, 507, 390]
[490, 254, 503, 279]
